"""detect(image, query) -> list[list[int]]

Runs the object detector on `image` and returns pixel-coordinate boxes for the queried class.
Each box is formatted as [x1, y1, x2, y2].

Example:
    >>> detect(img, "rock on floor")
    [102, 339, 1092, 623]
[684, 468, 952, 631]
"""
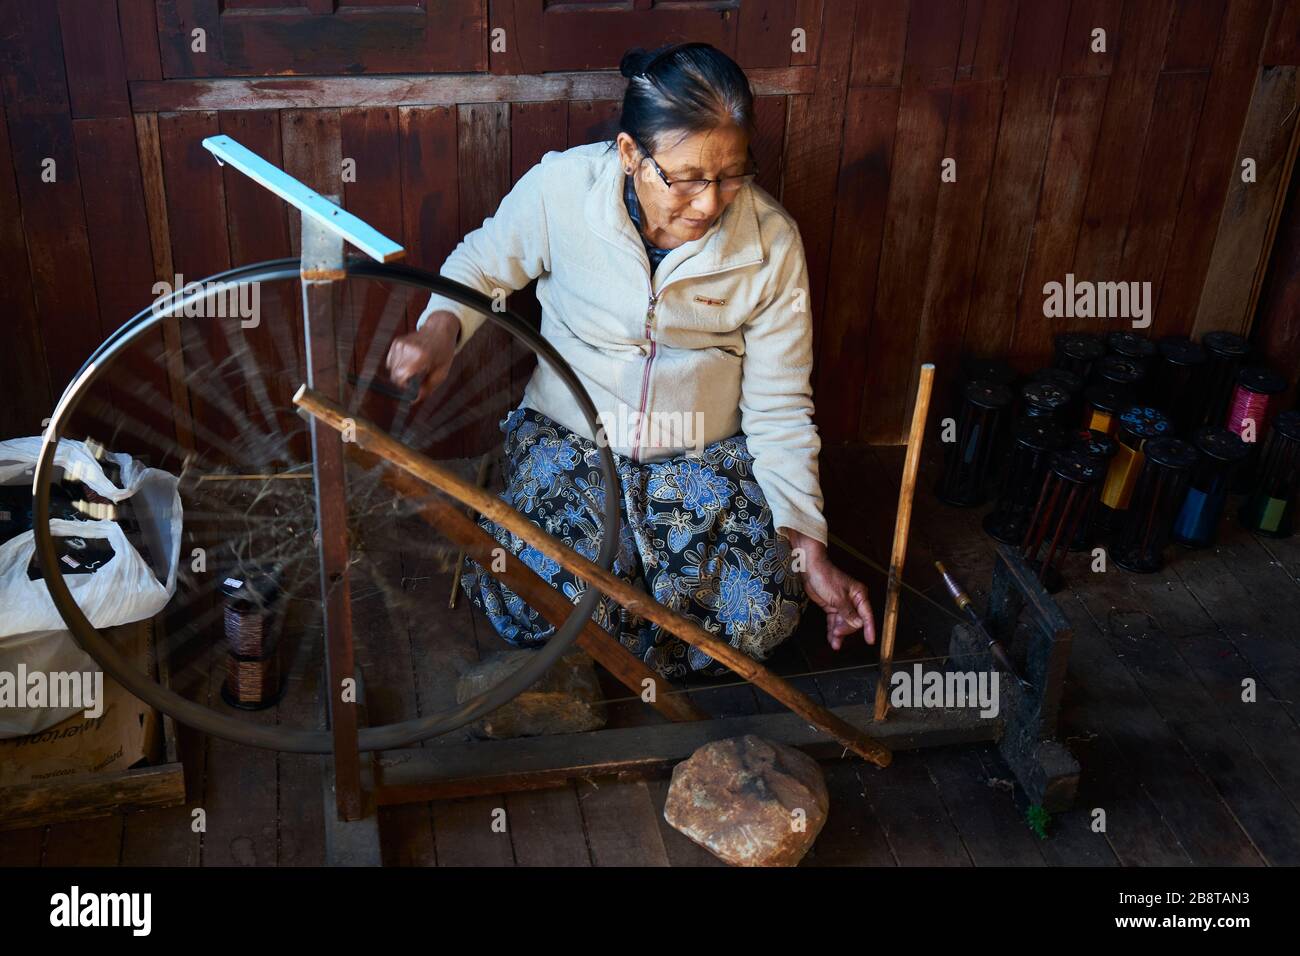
[455, 648, 606, 739]
[663, 734, 829, 866]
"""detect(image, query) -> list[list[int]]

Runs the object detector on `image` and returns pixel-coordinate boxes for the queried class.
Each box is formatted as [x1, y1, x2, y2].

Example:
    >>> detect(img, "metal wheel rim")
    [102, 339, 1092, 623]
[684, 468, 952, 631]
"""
[33, 259, 623, 754]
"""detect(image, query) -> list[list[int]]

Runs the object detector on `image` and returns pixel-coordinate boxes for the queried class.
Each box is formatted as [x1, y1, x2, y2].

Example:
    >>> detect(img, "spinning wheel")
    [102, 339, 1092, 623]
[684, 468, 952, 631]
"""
[31, 257, 623, 755]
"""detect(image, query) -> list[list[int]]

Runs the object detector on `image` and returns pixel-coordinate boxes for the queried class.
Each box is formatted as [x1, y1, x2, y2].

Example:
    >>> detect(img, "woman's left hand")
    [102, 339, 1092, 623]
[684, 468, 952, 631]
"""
[783, 530, 876, 651]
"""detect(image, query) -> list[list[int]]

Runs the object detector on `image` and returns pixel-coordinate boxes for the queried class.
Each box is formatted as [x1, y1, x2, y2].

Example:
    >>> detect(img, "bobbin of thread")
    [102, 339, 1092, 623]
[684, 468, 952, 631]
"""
[1066, 428, 1118, 552]
[1081, 381, 1136, 437]
[218, 564, 285, 711]
[1029, 367, 1085, 425]
[1172, 427, 1248, 549]
[1226, 366, 1287, 494]
[1093, 354, 1147, 396]
[1020, 448, 1103, 593]
[936, 379, 1012, 507]
[1152, 335, 1208, 435]
[1110, 437, 1199, 574]
[1240, 410, 1300, 539]
[1054, 331, 1105, 380]
[983, 417, 1066, 545]
[1105, 331, 1158, 370]
[1200, 330, 1251, 429]
[1096, 405, 1172, 533]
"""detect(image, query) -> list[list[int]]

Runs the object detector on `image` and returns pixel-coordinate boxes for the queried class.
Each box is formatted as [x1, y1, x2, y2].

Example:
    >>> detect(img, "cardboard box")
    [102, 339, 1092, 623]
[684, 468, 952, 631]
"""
[0, 620, 161, 787]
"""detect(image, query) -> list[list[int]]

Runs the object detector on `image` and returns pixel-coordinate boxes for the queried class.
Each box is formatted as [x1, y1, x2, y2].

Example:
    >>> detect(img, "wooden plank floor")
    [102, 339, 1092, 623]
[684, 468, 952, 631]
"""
[3, 440, 1299, 867]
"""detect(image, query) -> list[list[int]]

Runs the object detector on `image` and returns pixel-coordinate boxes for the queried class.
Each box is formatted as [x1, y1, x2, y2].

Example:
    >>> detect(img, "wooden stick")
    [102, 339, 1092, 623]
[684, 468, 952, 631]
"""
[295, 386, 892, 768]
[873, 364, 935, 722]
[346, 444, 708, 724]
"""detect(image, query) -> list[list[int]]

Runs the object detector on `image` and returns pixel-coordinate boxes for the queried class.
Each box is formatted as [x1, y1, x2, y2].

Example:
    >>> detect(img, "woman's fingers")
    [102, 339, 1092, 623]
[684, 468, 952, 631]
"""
[851, 587, 877, 646]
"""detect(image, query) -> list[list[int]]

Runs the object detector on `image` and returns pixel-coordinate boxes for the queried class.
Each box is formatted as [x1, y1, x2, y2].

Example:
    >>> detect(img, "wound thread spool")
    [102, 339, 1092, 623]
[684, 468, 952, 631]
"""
[958, 357, 1018, 479]
[1054, 332, 1105, 380]
[937, 379, 1013, 507]
[1153, 335, 1208, 435]
[219, 564, 284, 710]
[1105, 331, 1158, 371]
[983, 417, 1066, 545]
[1067, 428, 1118, 552]
[1110, 437, 1199, 573]
[1200, 331, 1251, 428]
[1227, 366, 1288, 494]
[1172, 427, 1248, 548]
[1226, 366, 1285, 440]
[1020, 448, 1103, 593]
[1029, 367, 1084, 424]
[1082, 382, 1136, 437]
[1239, 410, 1300, 538]
[1098, 405, 1171, 531]
[1021, 379, 1072, 423]
[1092, 354, 1147, 396]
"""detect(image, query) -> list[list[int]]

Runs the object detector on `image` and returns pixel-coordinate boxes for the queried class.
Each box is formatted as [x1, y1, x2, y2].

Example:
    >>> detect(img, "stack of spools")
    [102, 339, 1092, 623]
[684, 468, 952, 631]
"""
[940, 328, 1294, 590]
[220, 564, 285, 710]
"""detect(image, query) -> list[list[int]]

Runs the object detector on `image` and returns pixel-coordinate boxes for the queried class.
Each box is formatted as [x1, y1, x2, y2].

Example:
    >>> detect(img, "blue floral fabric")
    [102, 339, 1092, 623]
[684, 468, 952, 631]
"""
[459, 405, 809, 680]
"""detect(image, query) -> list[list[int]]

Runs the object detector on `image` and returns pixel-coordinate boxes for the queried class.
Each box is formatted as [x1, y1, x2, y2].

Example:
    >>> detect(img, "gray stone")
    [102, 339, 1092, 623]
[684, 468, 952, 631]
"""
[663, 734, 829, 867]
[455, 649, 606, 739]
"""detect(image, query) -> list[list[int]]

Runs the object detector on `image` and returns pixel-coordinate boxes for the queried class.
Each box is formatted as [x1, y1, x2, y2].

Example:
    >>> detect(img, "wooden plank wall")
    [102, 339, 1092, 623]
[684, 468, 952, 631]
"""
[0, 0, 1297, 448]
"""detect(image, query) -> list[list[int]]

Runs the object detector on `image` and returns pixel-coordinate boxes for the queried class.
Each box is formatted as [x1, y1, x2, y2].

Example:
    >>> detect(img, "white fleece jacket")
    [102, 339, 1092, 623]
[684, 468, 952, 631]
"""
[417, 141, 827, 546]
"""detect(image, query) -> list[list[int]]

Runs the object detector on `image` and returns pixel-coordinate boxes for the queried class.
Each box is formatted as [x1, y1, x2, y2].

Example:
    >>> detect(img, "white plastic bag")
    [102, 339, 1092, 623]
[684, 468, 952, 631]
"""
[0, 438, 182, 737]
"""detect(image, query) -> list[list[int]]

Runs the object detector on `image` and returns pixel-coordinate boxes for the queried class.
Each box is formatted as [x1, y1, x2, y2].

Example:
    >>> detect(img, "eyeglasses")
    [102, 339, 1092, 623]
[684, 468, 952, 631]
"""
[634, 139, 757, 198]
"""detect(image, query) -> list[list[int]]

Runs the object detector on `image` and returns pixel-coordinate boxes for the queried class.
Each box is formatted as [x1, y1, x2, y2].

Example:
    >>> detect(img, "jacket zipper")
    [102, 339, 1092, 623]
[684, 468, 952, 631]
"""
[592, 224, 764, 463]
[630, 284, 658, 463]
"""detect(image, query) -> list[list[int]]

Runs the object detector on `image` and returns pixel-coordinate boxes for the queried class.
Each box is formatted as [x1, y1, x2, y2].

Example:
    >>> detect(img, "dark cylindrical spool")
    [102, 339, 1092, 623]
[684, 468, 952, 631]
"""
[1106, 331, 1157, 370]
[1030, 367, 1084, 425]
[1227, 365, 1288, 493]
[1239, 410, 1300, 539]
[983, 417, 1066, 545]
[219, 564, 285, 710]
[1082, 381, 1137, 437]
[1097, 405, 1172, 532]
[1171, 427, 1248, 548]
[1152, 335, 1208, 435]
[1200, 330, 1251, 429]
[937, 379, 1013, 507]
[1092, 354, 1147, 400]
[1054, 332, 1105, 380]
[1110, 437, 1199, 573]
[1020, 448, 1103, 593]
[1021, 378, 1072, 424]
[956, 356, 1018, 477]
[1067, 428, 1118, 552]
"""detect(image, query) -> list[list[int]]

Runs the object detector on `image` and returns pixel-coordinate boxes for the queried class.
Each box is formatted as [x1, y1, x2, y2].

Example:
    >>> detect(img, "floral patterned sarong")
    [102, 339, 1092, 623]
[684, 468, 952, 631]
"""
[459, 405, 808, 680]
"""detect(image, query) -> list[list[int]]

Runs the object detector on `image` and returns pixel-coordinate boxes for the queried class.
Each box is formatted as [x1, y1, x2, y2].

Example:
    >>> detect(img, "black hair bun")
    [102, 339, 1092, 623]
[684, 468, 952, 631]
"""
[619, 48, 653, 78]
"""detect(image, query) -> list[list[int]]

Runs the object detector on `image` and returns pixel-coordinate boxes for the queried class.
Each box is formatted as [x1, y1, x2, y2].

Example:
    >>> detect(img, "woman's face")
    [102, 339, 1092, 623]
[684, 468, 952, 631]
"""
[617, 125, 751, 247]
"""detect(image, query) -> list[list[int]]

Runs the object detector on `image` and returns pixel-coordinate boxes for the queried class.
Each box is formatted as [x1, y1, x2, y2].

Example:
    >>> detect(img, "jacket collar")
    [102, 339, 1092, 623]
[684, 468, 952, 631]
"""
[585, 143, 765, 282]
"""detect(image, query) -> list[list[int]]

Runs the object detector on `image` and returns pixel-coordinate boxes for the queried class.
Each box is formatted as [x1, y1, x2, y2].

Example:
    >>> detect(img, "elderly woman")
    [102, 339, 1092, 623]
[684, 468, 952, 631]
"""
[386, 42, 874, 681]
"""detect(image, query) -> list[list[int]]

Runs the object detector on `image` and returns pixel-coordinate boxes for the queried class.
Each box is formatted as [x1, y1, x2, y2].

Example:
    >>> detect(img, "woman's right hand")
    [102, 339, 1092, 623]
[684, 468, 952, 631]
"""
[385, 310, 460, 402]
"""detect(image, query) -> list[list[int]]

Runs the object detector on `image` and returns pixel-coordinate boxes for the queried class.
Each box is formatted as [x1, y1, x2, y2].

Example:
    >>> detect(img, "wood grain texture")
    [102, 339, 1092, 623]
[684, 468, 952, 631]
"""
[961, 0, 1072, 362]
[1192, 65, 1299, 336]
[1011, 75, 1109, 368]
[1157, 0, 1274, 326]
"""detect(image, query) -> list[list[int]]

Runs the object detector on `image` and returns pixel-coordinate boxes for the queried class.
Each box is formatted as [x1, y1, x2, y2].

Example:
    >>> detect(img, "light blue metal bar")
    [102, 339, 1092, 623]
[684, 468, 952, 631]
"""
[202, 134, 405, 263]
